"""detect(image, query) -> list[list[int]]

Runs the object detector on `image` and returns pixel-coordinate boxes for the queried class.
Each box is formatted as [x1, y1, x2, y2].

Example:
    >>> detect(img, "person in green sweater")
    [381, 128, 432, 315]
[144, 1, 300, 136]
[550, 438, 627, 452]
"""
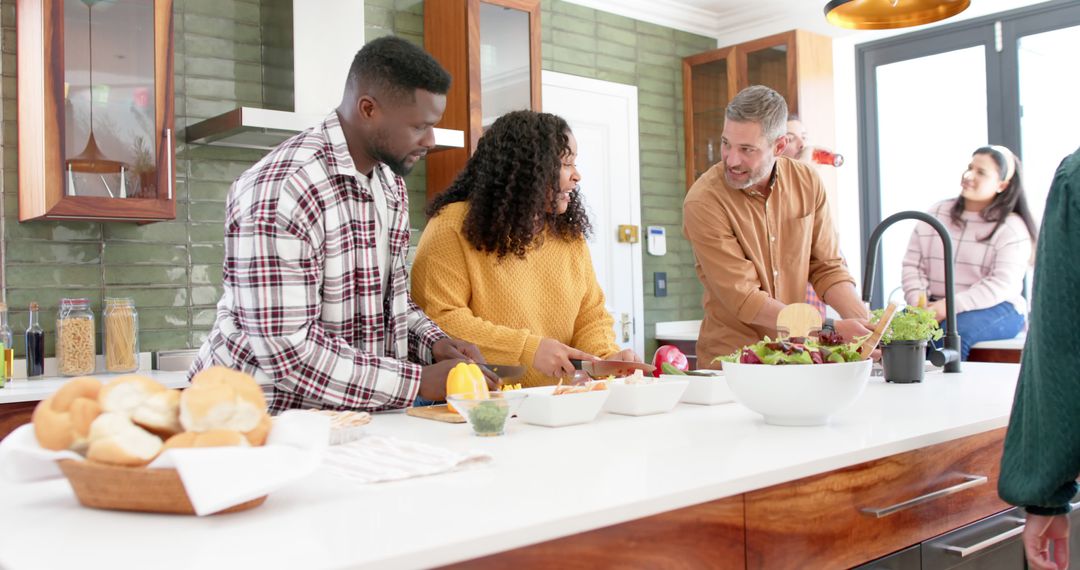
[412, 110, 640, 387]
[999, 146, 1080, 570]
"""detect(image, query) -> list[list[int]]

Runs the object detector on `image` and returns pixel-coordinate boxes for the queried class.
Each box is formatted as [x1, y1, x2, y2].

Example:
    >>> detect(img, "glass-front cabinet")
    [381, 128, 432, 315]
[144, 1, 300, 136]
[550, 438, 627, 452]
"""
[17, 0, 175, 222]
[424, 0, 541, 200]
[683, 30, 834, 190]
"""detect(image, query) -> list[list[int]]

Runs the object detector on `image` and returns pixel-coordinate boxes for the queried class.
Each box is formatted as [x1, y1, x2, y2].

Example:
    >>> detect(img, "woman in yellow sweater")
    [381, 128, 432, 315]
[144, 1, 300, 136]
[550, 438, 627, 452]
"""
[412, 111, 638, 387]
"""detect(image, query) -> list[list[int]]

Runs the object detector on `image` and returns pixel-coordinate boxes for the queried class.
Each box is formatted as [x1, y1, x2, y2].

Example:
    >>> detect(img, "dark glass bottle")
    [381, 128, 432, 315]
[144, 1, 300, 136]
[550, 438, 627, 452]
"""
[26, 302, 45, 378]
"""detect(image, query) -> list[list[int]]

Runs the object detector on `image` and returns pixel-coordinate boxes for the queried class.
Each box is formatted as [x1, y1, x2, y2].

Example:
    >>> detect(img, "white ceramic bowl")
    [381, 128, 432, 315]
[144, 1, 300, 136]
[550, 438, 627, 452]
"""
[515, 386, 609, 427]
[661, 370, 734, 405]
[604, 379, 689, 416]
[721, 359, 872, 426]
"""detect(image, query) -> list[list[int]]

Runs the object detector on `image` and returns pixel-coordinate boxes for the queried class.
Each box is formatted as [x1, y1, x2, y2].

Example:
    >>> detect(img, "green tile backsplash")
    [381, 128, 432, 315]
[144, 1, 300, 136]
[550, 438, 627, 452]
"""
[0, 0, 713, 359]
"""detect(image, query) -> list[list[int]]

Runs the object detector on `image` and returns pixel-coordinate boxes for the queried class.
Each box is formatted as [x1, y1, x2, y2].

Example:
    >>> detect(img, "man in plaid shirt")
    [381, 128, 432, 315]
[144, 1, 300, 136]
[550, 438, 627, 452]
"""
[191, 37, 495, 413]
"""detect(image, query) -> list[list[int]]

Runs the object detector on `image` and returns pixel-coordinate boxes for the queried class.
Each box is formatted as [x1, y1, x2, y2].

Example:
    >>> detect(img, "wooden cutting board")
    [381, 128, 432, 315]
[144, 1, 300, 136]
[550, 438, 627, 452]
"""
[776, 303, 823, 338]
[406, 404, 466, 424]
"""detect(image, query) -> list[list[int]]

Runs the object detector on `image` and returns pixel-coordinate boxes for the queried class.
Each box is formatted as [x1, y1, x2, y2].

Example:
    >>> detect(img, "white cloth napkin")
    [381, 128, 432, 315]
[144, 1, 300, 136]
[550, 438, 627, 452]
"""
[321, 434, 491, 484]
[0, 410, 330, 516]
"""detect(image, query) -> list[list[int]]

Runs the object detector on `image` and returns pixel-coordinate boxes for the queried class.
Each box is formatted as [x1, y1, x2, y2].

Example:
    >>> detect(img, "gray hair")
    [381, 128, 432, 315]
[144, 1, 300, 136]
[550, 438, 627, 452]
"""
[726, 85, 788, 144]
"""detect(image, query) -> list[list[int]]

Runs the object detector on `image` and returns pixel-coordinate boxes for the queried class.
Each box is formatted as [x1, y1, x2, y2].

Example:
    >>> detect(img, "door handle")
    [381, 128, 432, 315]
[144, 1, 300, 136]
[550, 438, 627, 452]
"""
[942, 519, 1025, 557]
[859, 474, 987, 518]
[165, 127, 174, 200]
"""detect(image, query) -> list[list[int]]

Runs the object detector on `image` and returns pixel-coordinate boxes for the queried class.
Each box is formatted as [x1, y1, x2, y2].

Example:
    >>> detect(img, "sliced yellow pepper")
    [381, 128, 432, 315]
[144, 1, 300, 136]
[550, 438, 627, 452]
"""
[446, 362, 489, 413]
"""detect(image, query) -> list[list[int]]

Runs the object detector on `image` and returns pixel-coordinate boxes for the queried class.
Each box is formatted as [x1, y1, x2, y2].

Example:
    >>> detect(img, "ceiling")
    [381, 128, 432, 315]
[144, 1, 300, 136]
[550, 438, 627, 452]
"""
[567, 0, 1052, 44]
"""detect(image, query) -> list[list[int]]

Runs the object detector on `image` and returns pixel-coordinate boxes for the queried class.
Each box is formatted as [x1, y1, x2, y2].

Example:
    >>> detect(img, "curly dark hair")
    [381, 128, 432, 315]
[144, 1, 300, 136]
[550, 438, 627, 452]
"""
[426, 110, 592, 259]
[347, 36, 451, 103]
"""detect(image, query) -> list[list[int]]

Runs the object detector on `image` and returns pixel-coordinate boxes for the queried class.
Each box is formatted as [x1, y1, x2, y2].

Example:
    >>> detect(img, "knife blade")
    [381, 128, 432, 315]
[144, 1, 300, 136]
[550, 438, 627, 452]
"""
[571, 359, 656, 378]
[478, 363, 527, 380]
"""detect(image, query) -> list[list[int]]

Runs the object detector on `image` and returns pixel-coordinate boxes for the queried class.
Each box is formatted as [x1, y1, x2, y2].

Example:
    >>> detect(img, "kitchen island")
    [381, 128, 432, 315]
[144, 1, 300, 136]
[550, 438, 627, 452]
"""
[0, 363, 1020, 569]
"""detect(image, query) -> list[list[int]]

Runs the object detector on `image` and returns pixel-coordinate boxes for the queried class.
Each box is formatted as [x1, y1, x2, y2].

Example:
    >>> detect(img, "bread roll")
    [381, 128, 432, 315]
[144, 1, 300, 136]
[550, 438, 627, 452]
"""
[163, 430, 249, 450]
[85, 413, 163, 467]
[180, 366, 268, 434]
[243, 413, 272, 447]
[131, 389, 182, 437]
[32, 377, 103, 452]
[99, 375, 166, 418]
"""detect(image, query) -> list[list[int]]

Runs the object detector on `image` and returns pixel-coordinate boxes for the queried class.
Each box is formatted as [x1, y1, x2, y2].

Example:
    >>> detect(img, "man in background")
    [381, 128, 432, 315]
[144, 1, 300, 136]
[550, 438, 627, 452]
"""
[683, 86, 872, 364]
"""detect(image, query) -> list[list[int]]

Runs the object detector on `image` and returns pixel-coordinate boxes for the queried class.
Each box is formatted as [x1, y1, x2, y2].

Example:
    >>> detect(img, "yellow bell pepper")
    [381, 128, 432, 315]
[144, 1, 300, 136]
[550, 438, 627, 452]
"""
[446, 362, 489, 413]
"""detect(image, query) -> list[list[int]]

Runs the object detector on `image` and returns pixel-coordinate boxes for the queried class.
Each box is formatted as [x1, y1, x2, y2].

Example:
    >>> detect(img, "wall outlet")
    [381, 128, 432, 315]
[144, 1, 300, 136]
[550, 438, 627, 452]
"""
[654, 272, 667, 297]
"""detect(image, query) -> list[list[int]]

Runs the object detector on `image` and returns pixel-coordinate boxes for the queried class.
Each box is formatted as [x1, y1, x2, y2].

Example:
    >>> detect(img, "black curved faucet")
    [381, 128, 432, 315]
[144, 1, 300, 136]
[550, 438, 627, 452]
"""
[863, 211, 961, 372]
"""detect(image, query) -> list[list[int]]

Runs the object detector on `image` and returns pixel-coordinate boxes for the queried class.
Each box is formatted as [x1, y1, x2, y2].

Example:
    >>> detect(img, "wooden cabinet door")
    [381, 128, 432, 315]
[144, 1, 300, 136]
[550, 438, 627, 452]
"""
[17, 0, 176, 222]
[745, 428, 1010, 569]
[440, 494, 745, 569]
[0, 401, 36, 441]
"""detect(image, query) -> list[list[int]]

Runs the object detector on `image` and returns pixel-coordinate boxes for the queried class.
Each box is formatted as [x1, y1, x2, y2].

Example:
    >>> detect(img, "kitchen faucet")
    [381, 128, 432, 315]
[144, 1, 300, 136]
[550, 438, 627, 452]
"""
[862, 211, 961, 372]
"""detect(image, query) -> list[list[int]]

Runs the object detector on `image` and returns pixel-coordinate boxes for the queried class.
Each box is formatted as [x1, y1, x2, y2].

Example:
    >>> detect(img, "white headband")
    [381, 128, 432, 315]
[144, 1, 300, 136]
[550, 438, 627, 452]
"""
[989, 145, 1017, 183]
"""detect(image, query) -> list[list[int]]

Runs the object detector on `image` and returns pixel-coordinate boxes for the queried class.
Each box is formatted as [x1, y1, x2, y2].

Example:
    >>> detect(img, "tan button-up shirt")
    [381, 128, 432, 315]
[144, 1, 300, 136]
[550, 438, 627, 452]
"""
[683, 157, 854, 366]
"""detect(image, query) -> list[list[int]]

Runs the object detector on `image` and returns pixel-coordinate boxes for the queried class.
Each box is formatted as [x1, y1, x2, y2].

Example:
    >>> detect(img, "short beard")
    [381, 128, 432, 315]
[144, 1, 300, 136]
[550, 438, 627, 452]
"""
[724, 161, 772, 190]
[368, 130, 414, 177]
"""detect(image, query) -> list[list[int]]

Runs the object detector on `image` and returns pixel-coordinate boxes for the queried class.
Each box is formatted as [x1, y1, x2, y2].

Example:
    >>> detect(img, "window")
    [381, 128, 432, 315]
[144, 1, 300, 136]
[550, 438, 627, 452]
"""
[856, 0, 1080, 307]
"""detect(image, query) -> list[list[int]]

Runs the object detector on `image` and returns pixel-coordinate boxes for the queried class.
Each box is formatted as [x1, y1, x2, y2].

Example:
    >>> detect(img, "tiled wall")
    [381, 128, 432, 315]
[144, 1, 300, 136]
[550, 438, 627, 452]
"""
[0, 0, 712, 359]
[540, 1, 715, 355]
[370, 0, 716, 354]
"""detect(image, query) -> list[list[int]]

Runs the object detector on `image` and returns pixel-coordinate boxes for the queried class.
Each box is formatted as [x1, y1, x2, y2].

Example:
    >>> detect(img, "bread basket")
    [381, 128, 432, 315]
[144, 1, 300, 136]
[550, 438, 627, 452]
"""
[58, 459, 267, 515]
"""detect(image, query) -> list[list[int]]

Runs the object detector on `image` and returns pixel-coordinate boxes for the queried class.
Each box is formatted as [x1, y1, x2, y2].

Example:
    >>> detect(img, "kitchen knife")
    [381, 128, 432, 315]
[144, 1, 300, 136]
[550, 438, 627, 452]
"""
[478, 363, 527, 380]
[570, 359, 656, 377]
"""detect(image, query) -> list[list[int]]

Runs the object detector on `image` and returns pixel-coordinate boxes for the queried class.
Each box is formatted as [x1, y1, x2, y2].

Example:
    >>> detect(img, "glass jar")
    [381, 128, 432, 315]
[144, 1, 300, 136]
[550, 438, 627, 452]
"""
[57, 298, 96, 376]
[103, 298, 139, 373]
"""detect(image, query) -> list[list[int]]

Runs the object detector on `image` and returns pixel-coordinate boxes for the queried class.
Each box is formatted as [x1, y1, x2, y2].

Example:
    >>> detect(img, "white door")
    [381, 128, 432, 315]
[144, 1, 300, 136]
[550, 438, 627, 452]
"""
[541, 71, 644, 357]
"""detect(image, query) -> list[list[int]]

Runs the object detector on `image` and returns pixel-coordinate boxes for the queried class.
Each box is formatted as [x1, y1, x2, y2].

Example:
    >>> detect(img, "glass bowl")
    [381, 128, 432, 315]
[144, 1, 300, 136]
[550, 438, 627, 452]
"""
[446, 391, 527, 437]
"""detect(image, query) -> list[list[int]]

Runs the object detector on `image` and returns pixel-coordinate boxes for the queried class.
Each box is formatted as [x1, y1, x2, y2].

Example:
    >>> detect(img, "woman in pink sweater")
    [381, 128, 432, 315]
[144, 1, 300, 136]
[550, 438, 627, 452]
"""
[901, 145, 1037, 360]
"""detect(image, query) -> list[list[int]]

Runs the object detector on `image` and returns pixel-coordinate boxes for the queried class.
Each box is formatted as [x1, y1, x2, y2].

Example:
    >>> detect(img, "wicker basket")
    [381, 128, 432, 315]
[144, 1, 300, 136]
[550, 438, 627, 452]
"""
[58, 459, 267, 515]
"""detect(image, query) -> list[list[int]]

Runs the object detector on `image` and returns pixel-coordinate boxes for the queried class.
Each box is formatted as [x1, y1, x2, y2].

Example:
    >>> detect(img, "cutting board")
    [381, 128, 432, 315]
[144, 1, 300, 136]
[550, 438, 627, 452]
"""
[406, 404, 466, 424]
[776, 303, 823, 338]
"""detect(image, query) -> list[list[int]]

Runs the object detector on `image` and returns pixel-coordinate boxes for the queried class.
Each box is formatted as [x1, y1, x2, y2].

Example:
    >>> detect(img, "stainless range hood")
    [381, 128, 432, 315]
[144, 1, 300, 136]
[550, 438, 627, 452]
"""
[185, 0, 464, 152]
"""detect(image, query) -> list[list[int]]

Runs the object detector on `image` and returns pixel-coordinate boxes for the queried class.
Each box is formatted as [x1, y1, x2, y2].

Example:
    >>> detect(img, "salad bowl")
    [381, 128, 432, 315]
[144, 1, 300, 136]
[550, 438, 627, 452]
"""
[721, 358, 872, 426]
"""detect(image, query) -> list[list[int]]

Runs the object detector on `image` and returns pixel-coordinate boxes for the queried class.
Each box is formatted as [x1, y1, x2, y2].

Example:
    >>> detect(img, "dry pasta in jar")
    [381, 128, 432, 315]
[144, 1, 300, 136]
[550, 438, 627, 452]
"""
[57, 298, 96, 376]
[104, 298, 139, 373]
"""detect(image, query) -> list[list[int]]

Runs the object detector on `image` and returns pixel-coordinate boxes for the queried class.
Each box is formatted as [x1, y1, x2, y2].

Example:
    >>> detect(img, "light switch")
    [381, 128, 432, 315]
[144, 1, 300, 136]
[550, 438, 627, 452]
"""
[654, 272, 667, 297]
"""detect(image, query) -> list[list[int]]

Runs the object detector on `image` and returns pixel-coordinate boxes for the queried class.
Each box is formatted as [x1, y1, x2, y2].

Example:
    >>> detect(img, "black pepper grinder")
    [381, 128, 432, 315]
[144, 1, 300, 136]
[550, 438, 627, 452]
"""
[26, 302, 45, 378]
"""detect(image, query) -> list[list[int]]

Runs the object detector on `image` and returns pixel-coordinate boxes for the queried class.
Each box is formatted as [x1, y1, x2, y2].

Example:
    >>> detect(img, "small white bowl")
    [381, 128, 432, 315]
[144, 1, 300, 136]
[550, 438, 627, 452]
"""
[515, 386, 609, 427]
[722, 359, 872, 426]
[661, 370, 734, 406]
[604, 379, 689, 416]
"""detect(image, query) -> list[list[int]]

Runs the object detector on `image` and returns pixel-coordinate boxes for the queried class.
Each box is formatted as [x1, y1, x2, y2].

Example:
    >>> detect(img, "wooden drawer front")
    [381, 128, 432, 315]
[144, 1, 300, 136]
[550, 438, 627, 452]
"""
[441, 495, 745, 569]
[745, 428, 1009, 569]
[0, 400, 37, 441]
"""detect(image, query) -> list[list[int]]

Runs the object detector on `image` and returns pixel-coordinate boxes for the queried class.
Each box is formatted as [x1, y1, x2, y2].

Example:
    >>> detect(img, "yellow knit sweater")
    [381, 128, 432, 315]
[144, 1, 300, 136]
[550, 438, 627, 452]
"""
[411, 201, 619, 387]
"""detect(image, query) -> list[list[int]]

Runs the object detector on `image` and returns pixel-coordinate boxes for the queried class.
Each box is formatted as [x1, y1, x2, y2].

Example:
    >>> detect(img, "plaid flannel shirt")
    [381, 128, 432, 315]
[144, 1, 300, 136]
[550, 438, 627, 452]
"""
[190, 112, 447, 413]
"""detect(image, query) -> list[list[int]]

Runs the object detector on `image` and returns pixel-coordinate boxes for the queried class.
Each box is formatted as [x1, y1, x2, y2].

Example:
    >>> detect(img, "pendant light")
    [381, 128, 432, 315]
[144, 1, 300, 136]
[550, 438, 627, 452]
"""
[67, 0, 126, 195]
[825, 0, 971, 30]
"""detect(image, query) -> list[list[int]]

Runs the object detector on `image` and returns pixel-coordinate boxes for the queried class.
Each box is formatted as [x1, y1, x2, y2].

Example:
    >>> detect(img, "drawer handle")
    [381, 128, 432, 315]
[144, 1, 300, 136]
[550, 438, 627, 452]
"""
[943, 520, 1025, 557]
[860, 474, 987, 518]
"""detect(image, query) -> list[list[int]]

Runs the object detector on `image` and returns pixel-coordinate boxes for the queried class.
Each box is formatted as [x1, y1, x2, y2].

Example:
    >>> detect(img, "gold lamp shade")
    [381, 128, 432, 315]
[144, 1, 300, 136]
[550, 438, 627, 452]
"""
[825, 0, 971, 30]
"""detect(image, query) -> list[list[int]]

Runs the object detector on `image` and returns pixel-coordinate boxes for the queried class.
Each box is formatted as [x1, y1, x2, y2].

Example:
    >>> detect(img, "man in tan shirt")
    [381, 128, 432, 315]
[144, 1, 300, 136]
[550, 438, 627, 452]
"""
[684, 86, 872, 366]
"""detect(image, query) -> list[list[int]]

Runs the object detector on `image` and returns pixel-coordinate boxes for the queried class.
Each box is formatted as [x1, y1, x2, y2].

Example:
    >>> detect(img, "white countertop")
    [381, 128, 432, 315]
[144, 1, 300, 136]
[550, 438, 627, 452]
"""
[0, 370, 190, 404]
[0, 362, 1020, 570]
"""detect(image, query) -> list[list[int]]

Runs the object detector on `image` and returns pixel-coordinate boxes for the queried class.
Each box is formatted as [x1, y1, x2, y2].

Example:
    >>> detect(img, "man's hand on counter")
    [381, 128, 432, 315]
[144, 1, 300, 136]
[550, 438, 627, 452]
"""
[433, 337, 484, 363]
[430, 338, 499, 388]
[419, 358, 498, 400]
